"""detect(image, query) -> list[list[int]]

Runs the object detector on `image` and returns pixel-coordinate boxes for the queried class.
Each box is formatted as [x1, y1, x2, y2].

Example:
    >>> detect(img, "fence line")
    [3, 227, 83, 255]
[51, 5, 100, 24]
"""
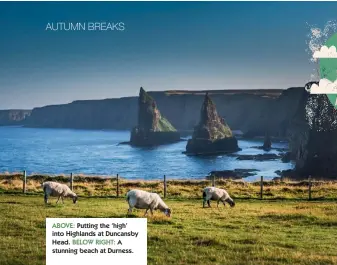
[22, 170, 26, 194]
[18, 171, 319, 201]
[212, 175, 215, 187]
[116, 174, 119, 198]
[70, 173, 74, 191]
[308, 176, 312, 201]
[163, 175, 167, 198]
[260, 176, 264, 200]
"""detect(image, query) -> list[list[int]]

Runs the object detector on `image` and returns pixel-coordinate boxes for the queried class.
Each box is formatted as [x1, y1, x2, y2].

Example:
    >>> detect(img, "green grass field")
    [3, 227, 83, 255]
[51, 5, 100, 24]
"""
[1, 194, 337, 265]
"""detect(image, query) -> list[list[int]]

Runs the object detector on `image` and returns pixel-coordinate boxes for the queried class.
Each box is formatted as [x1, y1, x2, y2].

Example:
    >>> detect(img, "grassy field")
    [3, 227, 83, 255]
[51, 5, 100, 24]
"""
[0, 194, 337, 265]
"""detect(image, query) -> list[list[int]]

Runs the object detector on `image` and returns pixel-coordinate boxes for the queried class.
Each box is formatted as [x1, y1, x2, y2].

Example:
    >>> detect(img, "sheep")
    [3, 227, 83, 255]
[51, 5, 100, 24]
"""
[202, 187, 235, 208]
[42, 181, 78, 204]
[126, 189, 171, 217]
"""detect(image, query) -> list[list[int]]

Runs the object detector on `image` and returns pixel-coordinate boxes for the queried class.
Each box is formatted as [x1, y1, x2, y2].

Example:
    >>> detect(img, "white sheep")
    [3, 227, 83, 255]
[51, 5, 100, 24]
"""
[42, 181, 78, 204]
[202, 187, 235, 208]
[126, 189, 171, 217]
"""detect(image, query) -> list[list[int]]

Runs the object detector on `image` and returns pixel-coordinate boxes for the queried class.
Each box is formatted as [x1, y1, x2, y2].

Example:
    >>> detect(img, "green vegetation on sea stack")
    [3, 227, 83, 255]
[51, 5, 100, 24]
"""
[0, 194, 336, 265]
[157, 116, 177, 132]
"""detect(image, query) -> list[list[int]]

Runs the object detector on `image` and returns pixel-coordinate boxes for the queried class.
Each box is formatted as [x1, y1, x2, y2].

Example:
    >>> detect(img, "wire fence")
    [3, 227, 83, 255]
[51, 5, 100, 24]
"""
[1, 171, 337, 201]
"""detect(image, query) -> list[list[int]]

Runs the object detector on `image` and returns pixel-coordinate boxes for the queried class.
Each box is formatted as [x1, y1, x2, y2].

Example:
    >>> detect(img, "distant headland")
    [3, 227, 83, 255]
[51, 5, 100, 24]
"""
[0, 88, 299, 139]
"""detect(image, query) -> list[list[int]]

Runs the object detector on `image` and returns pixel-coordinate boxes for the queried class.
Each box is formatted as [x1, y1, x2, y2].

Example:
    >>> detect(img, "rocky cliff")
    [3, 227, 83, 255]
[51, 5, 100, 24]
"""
[287, 83, 337, 179]
[185, 93, 239, 155]
[130, 87, 180, 146]
[0, 110, 31, 126]
[23, 87, 305, 137]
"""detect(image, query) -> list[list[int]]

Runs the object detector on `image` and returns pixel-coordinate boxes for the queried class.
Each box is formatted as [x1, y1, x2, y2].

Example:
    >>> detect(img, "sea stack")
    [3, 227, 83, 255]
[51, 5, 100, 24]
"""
[185, 93, 240, 155]
[262, 132, 272, 150]
[130, 87, 180, 146]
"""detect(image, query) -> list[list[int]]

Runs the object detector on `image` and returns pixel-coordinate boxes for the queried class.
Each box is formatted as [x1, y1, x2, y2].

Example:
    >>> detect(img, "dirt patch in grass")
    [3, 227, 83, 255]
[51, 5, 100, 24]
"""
[192, 237, 225, 247]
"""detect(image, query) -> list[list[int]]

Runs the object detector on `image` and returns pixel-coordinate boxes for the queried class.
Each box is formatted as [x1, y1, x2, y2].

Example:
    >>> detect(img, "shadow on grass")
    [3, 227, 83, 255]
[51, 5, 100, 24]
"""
[44, 204, 65, 208]
[0, 201, 22, 204]
[191, 236, 227, 247]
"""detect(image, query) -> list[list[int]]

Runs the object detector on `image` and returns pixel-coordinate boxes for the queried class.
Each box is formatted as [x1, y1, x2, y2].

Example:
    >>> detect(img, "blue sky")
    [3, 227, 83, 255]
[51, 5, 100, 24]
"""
[1, 1, 337, 109]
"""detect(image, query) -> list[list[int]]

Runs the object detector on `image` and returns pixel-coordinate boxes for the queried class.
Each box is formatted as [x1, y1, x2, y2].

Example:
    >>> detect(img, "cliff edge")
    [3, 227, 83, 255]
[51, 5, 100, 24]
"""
[287, 82, 337, 179]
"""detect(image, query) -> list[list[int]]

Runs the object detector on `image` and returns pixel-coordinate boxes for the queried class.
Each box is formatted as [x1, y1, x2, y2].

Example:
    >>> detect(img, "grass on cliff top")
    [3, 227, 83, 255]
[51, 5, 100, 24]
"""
[1, 174, 337, 200]
[0, 194, 337, 265]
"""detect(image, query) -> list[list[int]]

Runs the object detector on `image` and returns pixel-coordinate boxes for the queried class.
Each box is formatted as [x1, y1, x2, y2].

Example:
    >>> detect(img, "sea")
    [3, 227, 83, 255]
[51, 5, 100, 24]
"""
[0, 126, 294, 181]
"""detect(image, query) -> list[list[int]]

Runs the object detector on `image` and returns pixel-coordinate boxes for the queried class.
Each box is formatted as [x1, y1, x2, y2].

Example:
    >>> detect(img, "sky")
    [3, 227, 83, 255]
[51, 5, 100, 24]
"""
[1, 1, 337, 109]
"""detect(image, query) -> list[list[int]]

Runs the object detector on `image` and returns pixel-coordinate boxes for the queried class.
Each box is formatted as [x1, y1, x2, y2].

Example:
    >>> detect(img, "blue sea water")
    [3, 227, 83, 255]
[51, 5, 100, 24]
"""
[0, 126, 294, 181]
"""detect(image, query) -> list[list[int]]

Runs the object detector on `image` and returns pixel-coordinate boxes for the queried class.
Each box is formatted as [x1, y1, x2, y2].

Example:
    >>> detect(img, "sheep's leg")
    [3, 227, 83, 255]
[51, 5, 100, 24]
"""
[150, 208, 154, 216]
[203, 191, 207, 208]
[44, 194, 48, 204]
[217, 200, 220, 208]
[207, 200, 211, 207]
[61, 196, 64, 204]
[127, 207, 132, 216]
[144, 209, 149, 217]
[221, 196, 226, 207]
[202, 198, 209, 208]
[56, 196, 61, 204]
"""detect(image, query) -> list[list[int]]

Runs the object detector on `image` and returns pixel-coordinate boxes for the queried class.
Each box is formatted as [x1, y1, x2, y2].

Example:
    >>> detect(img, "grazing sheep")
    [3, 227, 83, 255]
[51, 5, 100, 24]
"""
[202, 187, 235, 208]
[126, 189, 171, 217]
[42, 181, 78, 204]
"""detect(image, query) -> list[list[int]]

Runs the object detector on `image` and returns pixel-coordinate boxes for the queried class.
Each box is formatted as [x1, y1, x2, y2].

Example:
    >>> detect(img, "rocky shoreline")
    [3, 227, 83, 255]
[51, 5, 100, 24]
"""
[207, 169, 260, 180]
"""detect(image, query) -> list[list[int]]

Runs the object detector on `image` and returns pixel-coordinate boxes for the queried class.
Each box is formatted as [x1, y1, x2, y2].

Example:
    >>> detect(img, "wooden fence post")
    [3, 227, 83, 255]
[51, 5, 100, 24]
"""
[70, 173, 73, 191]
[260, 176, 264, 199]
[164, 175, 167, 198]
[22, 170, 26, 193]
[212, 175, 215, 187]
[308, 176, 312, 201]
[116, 174, 119, 198]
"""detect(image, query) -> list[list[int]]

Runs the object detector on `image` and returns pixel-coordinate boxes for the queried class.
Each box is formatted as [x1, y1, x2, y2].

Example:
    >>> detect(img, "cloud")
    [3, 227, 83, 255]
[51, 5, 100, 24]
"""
[310, 78, 337, 94]
[313, 45, 337, 58]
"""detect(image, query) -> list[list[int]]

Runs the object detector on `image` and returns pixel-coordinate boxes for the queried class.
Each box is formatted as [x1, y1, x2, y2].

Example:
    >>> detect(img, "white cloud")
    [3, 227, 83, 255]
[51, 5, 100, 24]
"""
[313, 45, 337, 58]
[310, 78, 337, 94]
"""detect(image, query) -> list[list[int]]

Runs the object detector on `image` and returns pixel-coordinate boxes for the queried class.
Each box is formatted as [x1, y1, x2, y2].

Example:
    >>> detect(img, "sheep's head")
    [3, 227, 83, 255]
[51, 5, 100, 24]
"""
[225, 198, 235, 208]
[164, 208, 171, 217]
[72, 195, 78, 204]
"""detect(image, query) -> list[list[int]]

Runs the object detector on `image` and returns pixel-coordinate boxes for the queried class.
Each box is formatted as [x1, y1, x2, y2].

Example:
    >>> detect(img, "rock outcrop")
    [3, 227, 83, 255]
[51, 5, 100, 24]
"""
[262, 133, 272, 150]
[130, 87, 180, 146]
[185, 93, 240, 155]
[207, 169, 259, 180]
[287, 82, 337, 179]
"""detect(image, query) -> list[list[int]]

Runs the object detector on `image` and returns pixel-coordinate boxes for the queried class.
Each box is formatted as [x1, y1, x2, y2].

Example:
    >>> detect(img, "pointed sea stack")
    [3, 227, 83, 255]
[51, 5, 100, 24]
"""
[185, 93, 240, 155]
[130, 87, 181, 146]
